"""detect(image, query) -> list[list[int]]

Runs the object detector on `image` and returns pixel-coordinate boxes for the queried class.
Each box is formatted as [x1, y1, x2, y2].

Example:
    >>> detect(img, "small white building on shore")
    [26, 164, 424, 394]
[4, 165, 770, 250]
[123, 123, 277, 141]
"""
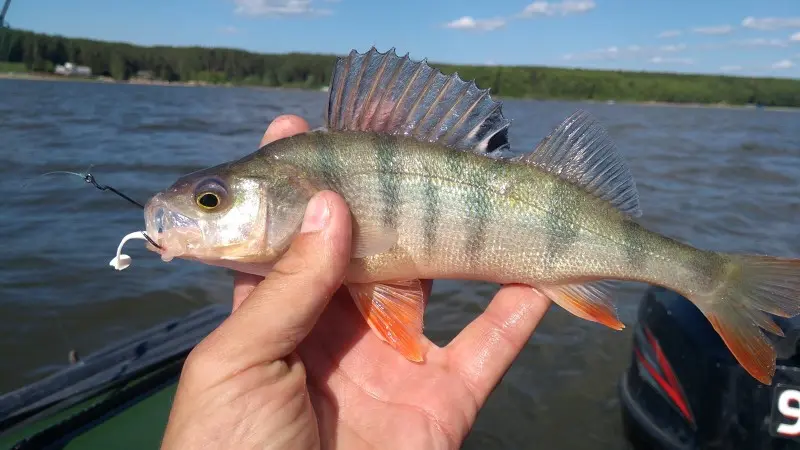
[54, 62, 92, 77]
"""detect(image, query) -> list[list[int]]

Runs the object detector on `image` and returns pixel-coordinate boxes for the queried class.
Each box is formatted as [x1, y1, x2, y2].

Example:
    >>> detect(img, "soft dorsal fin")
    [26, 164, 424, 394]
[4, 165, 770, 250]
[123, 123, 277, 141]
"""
[325, 47, 511, 154]
[520, 110, 642, 218]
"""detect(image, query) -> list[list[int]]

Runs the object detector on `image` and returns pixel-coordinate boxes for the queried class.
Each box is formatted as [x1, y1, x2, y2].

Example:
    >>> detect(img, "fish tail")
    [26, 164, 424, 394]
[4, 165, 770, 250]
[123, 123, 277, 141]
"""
[688, 253, 800, 385]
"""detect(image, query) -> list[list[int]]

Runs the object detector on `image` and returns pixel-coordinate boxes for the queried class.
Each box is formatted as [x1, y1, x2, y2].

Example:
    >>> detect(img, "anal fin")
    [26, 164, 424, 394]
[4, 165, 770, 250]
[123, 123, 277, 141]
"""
[540, 281, 624, 330]
[347, 279, 426, 361]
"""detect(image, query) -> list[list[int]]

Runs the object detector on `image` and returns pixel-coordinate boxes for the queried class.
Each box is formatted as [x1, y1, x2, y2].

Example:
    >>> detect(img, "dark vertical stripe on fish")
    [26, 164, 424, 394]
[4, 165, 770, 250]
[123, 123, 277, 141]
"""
[422, 174, 440, 259]
[375, 135, 400, 228]
[543, 180, 581, 272]
[464, 160, 492, 266]
[619, 219, 647, 269]
[441, 148, 471, 259]
[313, 132, 342, 190]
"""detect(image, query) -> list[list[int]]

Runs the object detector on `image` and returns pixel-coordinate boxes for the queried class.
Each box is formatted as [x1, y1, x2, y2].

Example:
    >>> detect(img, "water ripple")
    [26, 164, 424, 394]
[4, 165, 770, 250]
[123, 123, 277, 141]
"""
[1, 79, 799, 449]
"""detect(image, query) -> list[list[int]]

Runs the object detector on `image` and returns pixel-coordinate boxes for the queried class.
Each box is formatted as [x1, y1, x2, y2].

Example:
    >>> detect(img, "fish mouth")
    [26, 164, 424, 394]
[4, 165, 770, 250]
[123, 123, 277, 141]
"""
[144, 194, 202, 262]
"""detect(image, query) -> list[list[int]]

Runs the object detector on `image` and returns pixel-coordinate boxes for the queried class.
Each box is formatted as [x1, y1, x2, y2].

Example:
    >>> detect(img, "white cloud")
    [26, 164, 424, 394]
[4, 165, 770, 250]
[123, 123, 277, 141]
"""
[772, 59, 794, 69]
[720, 65, 743, 72]
[735, 38, 787, 48]
[742, 16, 800, 30]
[521, 0, 595, 17]
[233, 0, 331, 16]
[791, 32, 800, 42]
[563, 44, 688, 62]
[657, 30, 682, 38]
[659, 43, 687, 52]
[692, 25, 733, 35]
[444, 16, 506, 31]
[217, 26, 240, 34]
[584, 46, 620, 59]
[562, 46, 620, 61]
[649, 56, 693, 65]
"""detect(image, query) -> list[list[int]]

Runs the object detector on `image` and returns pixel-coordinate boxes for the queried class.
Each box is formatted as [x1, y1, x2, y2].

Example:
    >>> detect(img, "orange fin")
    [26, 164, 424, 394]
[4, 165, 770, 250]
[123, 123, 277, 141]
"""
[347, 279, 426, 361]
[540, 281, 625, 330]
[750, 309, 785, 338]
[702, 302, 776, 385]
[686, 254, 800, 385]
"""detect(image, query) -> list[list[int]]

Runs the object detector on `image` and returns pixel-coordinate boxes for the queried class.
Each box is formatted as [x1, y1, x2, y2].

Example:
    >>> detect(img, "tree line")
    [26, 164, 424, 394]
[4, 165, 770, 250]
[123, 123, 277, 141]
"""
[2, 27, 799, 107]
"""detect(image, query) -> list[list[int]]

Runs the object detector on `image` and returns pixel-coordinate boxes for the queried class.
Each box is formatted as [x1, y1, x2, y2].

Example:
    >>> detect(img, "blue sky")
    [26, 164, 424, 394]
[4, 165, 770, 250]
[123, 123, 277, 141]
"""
[9, 0, 800, 78]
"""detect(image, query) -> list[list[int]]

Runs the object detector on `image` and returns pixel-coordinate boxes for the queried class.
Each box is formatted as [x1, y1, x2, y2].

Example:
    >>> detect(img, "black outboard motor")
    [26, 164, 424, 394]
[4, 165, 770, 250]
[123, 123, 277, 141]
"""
[619, 286, 800, 450]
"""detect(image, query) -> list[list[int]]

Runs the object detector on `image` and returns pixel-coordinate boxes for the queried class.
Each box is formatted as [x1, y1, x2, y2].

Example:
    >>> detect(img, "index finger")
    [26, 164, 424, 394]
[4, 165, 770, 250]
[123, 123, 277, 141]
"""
[260, 114, 310, 146]
[445, 285, 551, 407]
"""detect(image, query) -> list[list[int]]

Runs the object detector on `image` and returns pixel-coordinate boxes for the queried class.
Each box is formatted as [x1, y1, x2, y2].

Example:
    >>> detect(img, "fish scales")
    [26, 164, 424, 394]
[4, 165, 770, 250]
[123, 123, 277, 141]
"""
[267, 131, 671, 287]
[263, 130, 719, 295]
[140, 47, 800, 385]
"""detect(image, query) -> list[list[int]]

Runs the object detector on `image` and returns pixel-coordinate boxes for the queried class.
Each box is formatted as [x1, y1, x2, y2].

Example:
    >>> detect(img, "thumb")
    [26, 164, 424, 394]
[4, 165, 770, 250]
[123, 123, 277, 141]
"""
[196, 190, 353, 370]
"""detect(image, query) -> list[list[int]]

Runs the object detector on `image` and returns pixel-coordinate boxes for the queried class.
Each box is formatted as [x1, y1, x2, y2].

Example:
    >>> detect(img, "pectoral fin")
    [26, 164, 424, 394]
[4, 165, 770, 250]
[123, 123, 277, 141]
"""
[351, 219, 399, 258]
[347, 279, 426, 361]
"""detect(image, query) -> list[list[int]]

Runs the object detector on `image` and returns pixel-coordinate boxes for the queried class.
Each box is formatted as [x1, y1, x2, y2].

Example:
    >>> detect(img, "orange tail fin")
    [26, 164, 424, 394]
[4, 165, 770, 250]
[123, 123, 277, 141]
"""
[690, 255, 800, 385]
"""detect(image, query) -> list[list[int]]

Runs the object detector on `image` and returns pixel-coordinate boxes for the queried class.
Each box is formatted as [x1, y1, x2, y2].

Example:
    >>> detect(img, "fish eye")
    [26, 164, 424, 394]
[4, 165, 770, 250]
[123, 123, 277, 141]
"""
[196, 192, 220, 209]
[193, 178, 228, 211]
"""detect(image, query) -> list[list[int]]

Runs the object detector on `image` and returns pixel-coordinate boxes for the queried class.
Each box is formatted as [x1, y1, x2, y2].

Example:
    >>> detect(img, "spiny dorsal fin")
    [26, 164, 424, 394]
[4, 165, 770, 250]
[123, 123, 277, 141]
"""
[325, 47, 511, 154]
[520, 110, 642, 218]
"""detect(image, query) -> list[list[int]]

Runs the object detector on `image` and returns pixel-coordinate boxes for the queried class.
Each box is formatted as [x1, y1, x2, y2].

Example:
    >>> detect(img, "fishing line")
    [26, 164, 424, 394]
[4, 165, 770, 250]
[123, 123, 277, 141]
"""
[33, 169, 163, 249]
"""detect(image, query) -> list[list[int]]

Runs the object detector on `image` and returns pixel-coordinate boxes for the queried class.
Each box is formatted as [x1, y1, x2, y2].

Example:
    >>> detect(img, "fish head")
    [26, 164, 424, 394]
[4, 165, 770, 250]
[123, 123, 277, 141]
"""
[143, 162, 274, 266]
[143, 155, 315, 272]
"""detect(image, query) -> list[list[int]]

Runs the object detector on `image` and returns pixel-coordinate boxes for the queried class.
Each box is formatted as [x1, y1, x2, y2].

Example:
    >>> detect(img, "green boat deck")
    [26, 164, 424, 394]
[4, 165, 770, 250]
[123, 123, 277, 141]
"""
[0, 304, 229, 449]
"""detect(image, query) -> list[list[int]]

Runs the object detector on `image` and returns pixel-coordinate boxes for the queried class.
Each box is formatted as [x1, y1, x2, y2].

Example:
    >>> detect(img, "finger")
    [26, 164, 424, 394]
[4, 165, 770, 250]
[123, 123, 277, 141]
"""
[198, 190, 352, 368]
[232, 272, 264, 312]
[445, 285, 551, 406]
[260, 115, 310, 147]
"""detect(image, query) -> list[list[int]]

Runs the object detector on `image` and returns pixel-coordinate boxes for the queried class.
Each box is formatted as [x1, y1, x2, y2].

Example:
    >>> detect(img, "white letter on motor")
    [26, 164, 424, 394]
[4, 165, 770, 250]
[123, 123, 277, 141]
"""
[777, 389, 800, 436]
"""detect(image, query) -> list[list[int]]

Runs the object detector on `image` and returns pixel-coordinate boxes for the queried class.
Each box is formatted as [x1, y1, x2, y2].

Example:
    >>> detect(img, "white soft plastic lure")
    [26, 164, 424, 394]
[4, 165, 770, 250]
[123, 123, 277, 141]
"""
[109, 231, 149, 271]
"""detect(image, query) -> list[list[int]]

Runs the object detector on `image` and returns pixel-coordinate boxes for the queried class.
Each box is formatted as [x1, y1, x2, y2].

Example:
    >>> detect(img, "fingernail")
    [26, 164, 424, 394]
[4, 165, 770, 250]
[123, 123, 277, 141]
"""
[300, 194, 330, 233]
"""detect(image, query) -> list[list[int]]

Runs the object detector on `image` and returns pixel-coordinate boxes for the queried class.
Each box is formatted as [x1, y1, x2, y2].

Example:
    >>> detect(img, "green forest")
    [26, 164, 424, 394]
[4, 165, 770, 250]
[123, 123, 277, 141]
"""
[2, 27, 800, 107]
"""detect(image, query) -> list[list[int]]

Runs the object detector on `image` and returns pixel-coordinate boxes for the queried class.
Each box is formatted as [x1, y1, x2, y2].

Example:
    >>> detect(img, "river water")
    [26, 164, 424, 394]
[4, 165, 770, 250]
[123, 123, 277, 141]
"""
[1, 78, 799, 449]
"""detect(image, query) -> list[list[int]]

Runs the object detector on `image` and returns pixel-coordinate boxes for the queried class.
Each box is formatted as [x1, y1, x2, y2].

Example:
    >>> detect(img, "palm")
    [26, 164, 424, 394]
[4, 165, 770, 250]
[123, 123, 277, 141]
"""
[297, 285, 546, 449]
[299, 288, 471, 449]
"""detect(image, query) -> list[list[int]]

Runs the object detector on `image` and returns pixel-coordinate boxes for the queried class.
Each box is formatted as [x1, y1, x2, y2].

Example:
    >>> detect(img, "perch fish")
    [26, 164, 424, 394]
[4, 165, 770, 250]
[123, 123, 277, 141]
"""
[123, 48, 800, 385]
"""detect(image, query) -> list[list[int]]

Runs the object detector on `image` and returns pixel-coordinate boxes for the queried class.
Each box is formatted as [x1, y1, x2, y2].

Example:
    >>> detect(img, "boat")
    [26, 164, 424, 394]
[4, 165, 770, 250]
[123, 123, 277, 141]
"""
[6, 287, 800, 449]
[0, 304, 229, 449]
[619, 286, 800, 449]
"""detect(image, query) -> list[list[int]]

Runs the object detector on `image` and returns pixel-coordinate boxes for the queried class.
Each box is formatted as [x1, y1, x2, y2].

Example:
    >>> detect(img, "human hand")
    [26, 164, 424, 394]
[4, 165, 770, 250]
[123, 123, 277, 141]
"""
[160, 115, 553, 450]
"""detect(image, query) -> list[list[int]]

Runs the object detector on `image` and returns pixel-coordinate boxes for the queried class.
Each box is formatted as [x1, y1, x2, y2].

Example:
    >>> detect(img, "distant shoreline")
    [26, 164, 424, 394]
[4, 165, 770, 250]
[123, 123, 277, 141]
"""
[0, 71, 225, 88]
[0, 71, 323, 92]
[3, 71, 797, 113]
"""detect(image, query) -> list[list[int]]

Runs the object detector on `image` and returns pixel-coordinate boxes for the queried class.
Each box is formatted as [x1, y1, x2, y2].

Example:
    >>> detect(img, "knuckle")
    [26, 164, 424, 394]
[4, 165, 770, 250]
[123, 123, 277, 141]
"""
[182, 344, 219, 381]
[272, 325, 303, 351]
[271, 253, 310, 279]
